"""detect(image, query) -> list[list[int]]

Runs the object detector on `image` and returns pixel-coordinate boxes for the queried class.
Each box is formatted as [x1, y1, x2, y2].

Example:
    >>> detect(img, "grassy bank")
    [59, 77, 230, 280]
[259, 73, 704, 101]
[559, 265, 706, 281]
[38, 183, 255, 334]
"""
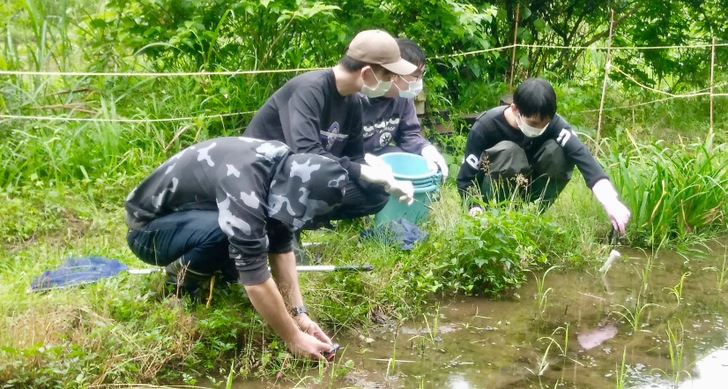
[1, 1, 727, 385]
[0, 171, 582, 386]
[2, 128, 726, 386]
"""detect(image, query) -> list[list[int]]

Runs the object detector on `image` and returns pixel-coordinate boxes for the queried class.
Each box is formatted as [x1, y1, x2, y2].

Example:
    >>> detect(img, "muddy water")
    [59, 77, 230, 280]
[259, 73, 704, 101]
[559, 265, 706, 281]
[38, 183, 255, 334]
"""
[238, 243, 728, 388]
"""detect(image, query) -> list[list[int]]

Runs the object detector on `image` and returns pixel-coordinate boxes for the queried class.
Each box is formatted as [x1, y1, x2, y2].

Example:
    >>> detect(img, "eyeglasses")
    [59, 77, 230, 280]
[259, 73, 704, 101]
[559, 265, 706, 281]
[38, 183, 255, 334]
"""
[399, 70, 426, 83]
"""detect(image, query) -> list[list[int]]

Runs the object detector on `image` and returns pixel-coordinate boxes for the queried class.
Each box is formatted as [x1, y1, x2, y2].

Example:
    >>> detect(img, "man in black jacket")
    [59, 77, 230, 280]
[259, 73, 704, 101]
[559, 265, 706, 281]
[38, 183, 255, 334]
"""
[456, 78, 631, 233]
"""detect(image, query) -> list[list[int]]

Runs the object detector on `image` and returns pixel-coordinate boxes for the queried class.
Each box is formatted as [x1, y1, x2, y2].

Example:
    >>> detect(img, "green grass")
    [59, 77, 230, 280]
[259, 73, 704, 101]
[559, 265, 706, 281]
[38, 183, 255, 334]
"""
[1, 1, 727, 385]
[607, 131, 728, 250]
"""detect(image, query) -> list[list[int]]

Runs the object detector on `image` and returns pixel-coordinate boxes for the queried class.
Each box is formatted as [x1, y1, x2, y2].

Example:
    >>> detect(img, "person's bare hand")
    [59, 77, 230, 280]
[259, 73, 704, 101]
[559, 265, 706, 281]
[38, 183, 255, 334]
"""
[287, 331, 331, 361]
[296, 314, 333, 345]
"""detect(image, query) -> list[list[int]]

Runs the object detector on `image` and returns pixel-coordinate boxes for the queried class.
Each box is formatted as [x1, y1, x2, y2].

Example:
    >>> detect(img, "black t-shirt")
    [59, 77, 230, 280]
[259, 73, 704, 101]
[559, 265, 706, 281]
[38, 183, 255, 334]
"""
[244, 69, 364, 180]
[456, 106, 608, 197]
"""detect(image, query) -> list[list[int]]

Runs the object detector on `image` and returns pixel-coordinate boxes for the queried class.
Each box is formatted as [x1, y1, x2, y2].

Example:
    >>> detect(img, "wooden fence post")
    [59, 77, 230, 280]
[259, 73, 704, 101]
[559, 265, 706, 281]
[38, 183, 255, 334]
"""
[709, 36, 716, 139]
[595, 9, 615, 157]
[509, 3, 520, 93]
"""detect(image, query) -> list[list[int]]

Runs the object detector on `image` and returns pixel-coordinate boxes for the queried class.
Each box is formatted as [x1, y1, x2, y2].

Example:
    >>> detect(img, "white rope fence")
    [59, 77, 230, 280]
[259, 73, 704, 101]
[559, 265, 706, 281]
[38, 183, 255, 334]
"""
[0, 112, 253, 123]
[0, 42, 724, 123]
[0, 42, 724, 77]
[0, 68, 325, 77]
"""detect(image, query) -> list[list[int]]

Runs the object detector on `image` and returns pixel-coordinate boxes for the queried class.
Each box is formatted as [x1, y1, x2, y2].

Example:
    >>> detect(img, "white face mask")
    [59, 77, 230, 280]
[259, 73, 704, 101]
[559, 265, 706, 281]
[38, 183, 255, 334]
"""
[361, 69, 392, 98]
[517, 114, 549, 137]
[397, 78, 423, 99]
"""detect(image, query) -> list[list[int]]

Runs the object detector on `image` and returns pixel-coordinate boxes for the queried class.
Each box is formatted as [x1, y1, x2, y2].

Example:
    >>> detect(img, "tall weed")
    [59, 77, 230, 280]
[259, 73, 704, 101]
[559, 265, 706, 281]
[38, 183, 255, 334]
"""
[607, 131, 728, 248]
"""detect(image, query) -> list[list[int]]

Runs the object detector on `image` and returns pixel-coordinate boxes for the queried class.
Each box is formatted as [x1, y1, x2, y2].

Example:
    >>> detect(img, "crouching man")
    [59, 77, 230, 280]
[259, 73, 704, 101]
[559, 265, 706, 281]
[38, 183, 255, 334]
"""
[124, 136, 348, 360]
[457, 78, 630, 233]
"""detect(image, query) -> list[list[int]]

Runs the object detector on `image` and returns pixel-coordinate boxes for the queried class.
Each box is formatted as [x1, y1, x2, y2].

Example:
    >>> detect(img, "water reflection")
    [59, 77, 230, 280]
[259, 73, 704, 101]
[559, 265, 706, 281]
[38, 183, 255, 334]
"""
[234, 242, 728, 388]
[680, 347, 728, 389]
[331, 244, 728, 388]
[447, 373, 476, 389]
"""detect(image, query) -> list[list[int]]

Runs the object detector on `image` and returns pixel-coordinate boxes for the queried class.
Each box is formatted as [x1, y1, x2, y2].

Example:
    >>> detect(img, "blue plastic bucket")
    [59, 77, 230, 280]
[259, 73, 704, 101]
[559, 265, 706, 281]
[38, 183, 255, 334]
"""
[378, 152, 437, 180]
[374, 153, 441, 225]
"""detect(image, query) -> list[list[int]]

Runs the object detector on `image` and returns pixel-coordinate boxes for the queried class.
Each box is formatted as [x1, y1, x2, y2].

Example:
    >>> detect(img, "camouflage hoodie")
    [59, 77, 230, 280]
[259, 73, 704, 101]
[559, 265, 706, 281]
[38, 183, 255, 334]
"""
[125, 136, 347, 284]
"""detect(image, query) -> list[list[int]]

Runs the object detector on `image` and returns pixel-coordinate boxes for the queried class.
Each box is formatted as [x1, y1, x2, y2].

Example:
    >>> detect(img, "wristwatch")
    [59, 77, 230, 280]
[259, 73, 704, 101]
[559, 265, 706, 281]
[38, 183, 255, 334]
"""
[290, 305, 308, 317]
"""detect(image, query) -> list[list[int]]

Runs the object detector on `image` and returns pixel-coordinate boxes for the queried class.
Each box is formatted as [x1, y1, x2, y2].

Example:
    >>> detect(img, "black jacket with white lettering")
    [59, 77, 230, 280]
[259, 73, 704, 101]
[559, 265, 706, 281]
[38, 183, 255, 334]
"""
[456, 106, 608, 199]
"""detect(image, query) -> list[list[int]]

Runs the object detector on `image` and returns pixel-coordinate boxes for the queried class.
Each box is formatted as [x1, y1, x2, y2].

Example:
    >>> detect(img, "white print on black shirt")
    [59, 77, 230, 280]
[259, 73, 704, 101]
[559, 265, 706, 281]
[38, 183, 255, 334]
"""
[363, 117, 400, 137]
[378, 132, 393, 148]
[557, 128, 575, 147]
[465, 154, 479, 169]
[320, 122, 348, 151]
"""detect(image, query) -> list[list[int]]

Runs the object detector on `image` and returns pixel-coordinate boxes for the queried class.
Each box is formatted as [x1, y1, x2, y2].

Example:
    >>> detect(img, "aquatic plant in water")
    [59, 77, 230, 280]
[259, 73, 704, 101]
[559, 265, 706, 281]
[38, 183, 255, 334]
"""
[611, 289, 663, 334]
[532, 265, 559, 316]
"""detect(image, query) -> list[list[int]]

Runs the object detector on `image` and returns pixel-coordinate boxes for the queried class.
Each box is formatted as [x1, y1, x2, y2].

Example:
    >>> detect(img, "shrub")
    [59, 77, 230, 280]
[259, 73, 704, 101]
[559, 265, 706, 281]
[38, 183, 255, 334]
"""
[433, 205, 559, 295]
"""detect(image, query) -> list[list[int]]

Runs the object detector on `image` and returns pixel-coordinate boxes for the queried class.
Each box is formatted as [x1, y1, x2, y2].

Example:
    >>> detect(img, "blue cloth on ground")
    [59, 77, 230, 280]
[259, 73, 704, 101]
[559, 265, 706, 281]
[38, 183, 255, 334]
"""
[359, 219, 428, 250]
[30, 256, 129, 292]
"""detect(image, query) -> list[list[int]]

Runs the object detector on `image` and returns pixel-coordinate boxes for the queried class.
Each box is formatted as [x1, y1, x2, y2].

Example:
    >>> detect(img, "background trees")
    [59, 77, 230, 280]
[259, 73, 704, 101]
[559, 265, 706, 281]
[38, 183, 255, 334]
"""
[0, 0, 725, 187]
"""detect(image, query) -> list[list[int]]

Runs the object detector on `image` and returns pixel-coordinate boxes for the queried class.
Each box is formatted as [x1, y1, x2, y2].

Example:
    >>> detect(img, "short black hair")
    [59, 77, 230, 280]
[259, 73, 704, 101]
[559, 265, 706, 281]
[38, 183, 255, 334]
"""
[513, 78, 557, 119]
[337, 56, 391, 77]
[338, 56, 366, 71]
[395, 38, 426, 68]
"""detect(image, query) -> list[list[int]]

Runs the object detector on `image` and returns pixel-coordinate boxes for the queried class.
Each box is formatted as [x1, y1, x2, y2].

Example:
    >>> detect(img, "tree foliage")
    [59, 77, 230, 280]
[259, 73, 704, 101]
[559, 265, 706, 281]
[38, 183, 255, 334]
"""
[0, 0, 725, 118]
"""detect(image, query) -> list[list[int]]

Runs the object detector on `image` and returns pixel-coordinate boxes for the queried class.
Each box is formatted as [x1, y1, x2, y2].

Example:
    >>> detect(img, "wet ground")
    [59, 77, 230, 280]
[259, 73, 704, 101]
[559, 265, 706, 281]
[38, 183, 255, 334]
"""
[236, 241, 728, 388]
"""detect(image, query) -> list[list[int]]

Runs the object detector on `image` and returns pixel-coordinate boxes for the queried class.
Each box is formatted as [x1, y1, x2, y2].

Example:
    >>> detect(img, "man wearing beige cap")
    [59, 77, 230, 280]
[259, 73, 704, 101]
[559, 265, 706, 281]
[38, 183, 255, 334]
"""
[244, 29, 417, 228]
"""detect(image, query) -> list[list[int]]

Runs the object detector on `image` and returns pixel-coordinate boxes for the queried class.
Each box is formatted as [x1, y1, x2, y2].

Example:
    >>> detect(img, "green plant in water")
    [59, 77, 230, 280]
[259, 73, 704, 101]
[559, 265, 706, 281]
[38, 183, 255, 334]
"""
[532, 265, 559, 316]
[665, 271, 691, 307]
[638, 251, 655, 294]
[422, 304, 441, 342]
[716, 250, 728, 292]
[531, 325, 572, 377]
[611, 290, 662, 334]
[615, 347, 629, 389]
[386, 329, 398, 378]
[653, 320, 690, 386]
[666, 320, 689, 385]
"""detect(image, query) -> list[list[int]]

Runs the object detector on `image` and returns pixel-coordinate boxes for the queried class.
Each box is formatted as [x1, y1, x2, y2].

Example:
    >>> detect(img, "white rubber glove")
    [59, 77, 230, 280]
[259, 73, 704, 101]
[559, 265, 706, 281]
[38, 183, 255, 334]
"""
[592, 179, 631, 234]
[360, 154, 395, 187]
[388, 179, 415, 205]
[421, 145, 448, 181]
[360, 154, 414, 205]
[468, 206, 483, 217]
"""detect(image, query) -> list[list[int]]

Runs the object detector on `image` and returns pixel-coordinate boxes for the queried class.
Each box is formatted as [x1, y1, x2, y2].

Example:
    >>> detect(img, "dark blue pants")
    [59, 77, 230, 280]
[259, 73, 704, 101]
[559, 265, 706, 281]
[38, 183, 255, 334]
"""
[126, 210, 230, 275]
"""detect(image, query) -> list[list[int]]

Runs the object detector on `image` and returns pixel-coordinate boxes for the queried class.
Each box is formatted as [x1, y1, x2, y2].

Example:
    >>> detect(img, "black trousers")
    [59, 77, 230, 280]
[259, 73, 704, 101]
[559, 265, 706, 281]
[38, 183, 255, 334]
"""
[127, 209, 294, 270]
[475, 139, 573, 211]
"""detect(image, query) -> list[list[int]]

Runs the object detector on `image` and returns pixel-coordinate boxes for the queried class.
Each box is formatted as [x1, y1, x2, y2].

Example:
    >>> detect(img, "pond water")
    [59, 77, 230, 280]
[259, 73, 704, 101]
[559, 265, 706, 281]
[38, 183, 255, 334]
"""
[235, 241, 728, 389]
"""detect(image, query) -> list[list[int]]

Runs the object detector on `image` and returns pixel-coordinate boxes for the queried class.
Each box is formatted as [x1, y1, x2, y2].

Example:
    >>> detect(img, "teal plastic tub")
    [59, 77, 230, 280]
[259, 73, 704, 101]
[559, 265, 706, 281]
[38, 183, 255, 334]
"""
[378, 152, 438, 180]
[374, 183, 438, 225]
[374, 153, 440, 225]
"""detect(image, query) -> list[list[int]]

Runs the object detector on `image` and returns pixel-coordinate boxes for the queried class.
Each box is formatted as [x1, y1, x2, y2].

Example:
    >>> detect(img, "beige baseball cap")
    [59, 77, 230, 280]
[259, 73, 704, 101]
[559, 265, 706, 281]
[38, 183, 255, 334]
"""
[346, 30, 417, 75]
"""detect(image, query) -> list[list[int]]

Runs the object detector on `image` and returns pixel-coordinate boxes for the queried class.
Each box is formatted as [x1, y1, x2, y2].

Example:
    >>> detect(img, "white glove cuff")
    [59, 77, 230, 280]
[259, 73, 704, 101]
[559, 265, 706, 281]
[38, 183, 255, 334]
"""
[592, 178, 619, 206]
[359, 164, 394, 187]
[420, 145, 439, 158]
